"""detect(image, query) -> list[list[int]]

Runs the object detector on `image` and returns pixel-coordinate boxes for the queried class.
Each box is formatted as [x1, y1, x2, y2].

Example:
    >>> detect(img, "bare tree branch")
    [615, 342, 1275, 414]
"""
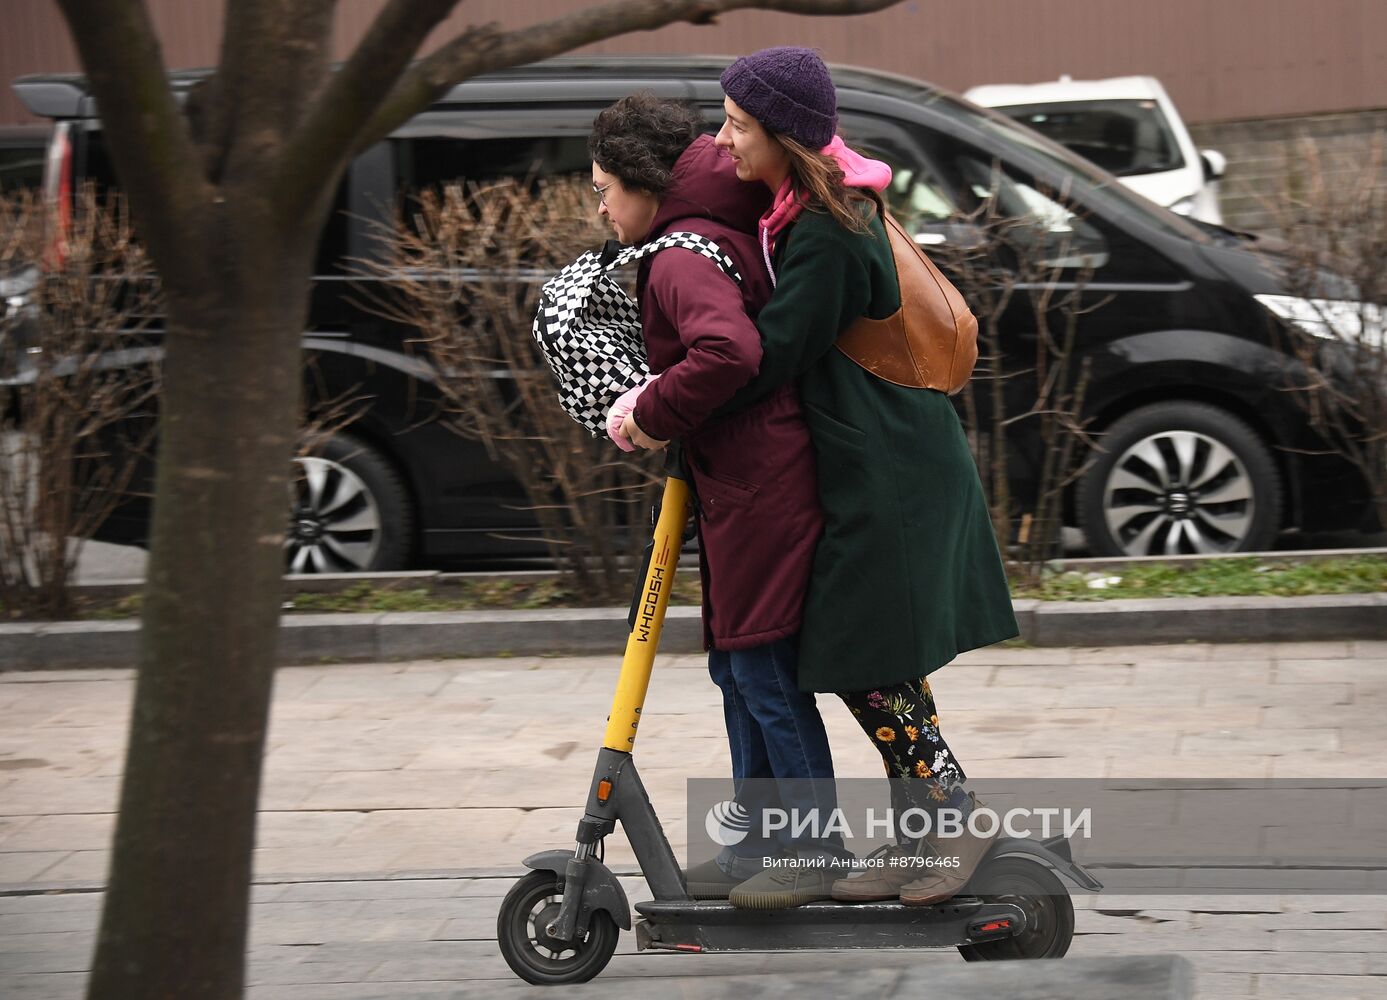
[53, 0, 214, 291]
[280, 0, 902, 210]
[272, 0, 458, 213]
[209, 1, 336, 174]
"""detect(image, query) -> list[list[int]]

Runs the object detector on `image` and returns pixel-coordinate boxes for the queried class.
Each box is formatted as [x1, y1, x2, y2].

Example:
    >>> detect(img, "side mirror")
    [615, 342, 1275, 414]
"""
[1200, 149, 1227, 182]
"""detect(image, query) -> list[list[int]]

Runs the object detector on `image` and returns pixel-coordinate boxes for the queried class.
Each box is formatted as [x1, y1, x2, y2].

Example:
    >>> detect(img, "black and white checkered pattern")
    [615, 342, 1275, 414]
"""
[533, 232, 741, 436]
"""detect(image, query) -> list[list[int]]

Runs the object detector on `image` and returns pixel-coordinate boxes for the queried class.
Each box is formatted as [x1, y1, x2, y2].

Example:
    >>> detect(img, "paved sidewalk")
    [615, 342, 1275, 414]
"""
[2, 640, 1386, 997]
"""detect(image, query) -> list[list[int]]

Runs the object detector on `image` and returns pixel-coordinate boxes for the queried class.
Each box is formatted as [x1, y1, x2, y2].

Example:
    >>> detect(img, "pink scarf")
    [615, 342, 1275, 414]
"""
[758, 135, 893, 286]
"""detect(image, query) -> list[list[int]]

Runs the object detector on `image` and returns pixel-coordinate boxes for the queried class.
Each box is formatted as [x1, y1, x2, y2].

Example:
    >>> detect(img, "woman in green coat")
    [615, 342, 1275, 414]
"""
[629, 46, 1020, 908]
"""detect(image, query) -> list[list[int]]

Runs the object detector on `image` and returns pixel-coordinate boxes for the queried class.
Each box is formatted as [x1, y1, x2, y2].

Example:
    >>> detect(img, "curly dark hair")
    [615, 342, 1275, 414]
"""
[589, 92, 704, 196]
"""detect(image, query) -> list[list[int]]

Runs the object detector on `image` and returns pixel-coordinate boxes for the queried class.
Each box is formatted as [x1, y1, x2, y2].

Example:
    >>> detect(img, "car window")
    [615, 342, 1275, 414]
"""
[395, 135, 591, 192]
[917, 91, 1212, 248]
[0, 144, 45, 193]
[995, 100, 1185, 177]
[834, 114, 976, 251]
[844, 118, 1110, 272]
[855, 136, 955, 224]
[80, 129, 351, 276]
[954, 154, 1111, 270]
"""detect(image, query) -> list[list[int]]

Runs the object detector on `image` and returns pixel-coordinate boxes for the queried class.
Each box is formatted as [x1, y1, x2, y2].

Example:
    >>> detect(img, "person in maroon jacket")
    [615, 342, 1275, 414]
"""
[590, 93, 847, 906]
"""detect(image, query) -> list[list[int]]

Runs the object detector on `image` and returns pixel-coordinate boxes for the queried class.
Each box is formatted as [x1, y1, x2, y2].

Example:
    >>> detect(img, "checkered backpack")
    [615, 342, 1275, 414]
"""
[533, 232, 741, 436]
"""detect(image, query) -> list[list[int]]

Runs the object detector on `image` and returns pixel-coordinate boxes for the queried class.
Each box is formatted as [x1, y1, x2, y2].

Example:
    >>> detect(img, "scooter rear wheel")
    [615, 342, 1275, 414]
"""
[497, 869, 620, 984]
[957, 857, 1075, 961]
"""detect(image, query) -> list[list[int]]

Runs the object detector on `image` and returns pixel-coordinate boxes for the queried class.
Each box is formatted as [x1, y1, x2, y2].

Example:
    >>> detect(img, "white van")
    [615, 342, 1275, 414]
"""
[965, 75, 1227, 224]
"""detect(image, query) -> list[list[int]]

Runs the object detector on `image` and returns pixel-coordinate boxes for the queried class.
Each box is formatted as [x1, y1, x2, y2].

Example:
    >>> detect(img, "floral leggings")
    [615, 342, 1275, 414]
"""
[838, 677, 971, 846]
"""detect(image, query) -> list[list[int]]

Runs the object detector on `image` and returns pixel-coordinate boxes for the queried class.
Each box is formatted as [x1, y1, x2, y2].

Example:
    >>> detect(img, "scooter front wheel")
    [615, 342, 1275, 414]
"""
[957, 857, 1075, 961]
[497, 869, 620, 984]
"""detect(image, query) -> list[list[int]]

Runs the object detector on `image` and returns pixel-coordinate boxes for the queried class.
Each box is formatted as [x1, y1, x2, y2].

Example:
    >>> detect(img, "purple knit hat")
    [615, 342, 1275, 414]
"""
[720, 46, 837, 149]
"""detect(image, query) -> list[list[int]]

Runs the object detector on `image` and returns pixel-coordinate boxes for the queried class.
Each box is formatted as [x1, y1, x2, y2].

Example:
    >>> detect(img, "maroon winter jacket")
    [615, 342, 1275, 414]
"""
[631, 134, 823, 651]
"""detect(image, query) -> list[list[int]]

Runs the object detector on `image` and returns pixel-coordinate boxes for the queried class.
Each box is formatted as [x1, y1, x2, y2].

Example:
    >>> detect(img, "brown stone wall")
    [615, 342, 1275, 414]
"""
[1190, 110, 1387, 232]
[6, 0, 1387, 126]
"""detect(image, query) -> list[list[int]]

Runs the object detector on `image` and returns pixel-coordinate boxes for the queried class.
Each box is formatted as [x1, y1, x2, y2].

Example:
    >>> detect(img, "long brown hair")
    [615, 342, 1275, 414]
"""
[776, 133, 878, 233]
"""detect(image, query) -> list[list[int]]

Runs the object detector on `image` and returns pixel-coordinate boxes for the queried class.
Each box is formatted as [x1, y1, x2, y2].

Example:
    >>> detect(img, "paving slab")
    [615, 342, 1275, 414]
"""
[4, 642, 1387, 997]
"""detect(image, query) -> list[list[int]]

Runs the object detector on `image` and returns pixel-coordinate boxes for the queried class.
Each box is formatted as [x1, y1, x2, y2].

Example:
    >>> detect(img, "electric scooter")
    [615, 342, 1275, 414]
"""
[497, 472, 1103, 985]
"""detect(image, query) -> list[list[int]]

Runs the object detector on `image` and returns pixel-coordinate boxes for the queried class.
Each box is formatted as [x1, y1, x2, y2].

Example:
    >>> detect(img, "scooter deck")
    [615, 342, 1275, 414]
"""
[634, 896, 1027, 952]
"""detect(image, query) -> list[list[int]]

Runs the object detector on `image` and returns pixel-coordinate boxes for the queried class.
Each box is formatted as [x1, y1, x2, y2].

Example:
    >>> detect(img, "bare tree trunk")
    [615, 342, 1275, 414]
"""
[88, 220, 313, 997]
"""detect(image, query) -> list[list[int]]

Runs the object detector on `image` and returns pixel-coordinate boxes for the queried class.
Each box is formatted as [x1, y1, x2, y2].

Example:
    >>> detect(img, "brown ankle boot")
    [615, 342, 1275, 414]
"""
[898, 805, 999, 906]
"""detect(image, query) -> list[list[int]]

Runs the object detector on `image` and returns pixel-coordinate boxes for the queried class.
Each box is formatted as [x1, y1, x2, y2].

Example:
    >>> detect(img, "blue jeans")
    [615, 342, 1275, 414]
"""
[707, 636, 847, 876]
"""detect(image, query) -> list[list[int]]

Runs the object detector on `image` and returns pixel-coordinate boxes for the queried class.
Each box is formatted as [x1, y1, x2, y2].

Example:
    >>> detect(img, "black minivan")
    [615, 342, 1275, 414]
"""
[5, 56, 1376, 567]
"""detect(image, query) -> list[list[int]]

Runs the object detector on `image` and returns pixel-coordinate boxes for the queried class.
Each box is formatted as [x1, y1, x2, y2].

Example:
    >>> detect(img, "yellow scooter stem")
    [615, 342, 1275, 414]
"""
[603, 476, 689, 752]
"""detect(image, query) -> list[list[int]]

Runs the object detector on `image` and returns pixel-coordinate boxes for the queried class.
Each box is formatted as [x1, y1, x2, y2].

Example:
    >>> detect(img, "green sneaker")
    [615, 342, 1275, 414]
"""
[728, 858, 836, 909]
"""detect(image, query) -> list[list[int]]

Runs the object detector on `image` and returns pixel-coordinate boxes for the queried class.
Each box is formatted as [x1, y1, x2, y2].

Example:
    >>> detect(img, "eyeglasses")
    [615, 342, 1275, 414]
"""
[593, 180, 617, 206]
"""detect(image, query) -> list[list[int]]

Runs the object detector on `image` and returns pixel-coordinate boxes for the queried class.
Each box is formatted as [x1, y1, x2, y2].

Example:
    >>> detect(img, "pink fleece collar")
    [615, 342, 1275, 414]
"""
[757, 135, 893, 285]
[760, 177, 804, 240]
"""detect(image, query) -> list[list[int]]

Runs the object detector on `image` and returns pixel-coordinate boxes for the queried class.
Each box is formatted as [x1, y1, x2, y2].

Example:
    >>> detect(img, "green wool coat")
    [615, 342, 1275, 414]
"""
[728, 207, 1019, 693]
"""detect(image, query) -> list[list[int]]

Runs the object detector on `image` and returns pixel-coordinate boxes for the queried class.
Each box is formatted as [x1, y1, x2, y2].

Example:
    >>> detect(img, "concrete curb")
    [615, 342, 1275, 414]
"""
[1028, 592, 1387, 646]
[67, 545, 1387, 600]
[3, 593, 1384, 670]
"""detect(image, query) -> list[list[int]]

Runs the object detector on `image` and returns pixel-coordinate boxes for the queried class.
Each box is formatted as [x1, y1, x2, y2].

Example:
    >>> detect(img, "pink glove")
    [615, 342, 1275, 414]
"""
[606, 375, 659, 452]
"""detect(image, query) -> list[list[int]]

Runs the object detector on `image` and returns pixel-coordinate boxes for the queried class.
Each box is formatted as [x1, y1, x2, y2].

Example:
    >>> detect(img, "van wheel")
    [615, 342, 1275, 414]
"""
[286, 432, 412, 573]
[1077, 402, 1281, 557]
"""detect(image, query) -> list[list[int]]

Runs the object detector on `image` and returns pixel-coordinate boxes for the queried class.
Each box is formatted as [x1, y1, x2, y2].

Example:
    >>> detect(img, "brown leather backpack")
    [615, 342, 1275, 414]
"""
[836, 211, 978, 395]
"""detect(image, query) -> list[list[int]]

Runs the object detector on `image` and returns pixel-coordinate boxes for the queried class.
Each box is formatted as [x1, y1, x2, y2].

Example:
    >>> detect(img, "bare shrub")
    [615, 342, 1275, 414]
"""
[1258, 137, 1387, 533]
[358, 175, 662, 598]
[921, 170, 1107, 582]
[0, 186, 161, 618]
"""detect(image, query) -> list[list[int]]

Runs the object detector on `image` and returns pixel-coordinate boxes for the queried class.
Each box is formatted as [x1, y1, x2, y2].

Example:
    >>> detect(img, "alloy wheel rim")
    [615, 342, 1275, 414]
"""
[1102, 429, 1255, 556]
[285, 456, 382, 573]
